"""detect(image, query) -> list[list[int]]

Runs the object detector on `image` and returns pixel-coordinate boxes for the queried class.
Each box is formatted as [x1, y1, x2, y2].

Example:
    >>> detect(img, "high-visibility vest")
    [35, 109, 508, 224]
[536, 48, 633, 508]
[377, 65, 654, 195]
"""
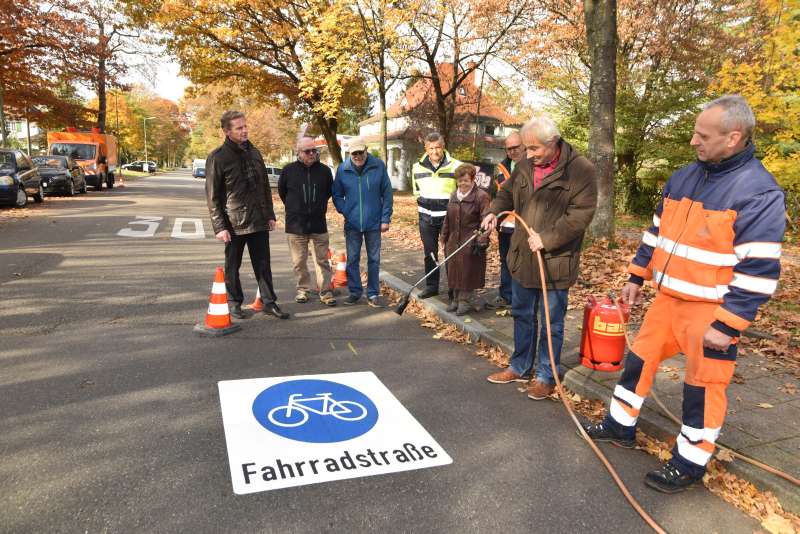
[495, 161, 515, 230]
[411, 152, 461, 218]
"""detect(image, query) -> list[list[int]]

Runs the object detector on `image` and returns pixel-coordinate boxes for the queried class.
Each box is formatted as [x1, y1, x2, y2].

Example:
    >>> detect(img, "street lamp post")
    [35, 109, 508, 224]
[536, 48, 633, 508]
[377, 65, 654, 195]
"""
[143, 116, 155, 171]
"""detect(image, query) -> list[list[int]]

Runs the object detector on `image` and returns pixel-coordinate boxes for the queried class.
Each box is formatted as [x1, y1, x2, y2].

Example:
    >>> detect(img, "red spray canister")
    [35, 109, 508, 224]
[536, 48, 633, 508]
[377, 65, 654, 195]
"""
[580, 295, 629, 372]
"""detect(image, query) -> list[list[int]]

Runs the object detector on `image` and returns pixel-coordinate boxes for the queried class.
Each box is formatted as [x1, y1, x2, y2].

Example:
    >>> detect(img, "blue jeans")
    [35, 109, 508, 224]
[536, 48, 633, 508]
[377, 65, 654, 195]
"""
[498, 231, 513, 303]
[508, 278, 569, 384]
[345, 229, 381, 298]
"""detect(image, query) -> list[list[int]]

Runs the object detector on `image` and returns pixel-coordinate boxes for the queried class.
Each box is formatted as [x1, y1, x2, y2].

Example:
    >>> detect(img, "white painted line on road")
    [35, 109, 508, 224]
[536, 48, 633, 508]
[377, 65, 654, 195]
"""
[218, 372, 452, 494]
[117, 216, 163, 238]
[171, 217, 206, 239]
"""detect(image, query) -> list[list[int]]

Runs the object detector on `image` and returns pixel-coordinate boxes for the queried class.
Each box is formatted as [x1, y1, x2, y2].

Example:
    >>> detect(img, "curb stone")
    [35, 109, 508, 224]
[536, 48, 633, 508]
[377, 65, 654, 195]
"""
[380, 269, 800, 514]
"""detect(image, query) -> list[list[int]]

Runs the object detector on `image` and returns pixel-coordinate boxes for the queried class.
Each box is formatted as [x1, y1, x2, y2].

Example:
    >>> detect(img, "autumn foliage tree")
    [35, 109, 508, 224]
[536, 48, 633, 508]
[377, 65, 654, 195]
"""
[142, 0, 368, 165]
[68, 0, 142, 133]
[0, 0, 85, 146]
[514, 0, 770, 220]
[400, 0, 532, 146]
[711, 0, 800, 222]
[183, 84, 298, 163]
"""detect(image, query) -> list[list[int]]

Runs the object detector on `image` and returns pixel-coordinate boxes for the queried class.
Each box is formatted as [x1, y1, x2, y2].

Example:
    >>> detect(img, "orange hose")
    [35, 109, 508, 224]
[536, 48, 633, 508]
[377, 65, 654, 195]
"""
[497, 211, 668, 534]
[613, 302, 800, 487]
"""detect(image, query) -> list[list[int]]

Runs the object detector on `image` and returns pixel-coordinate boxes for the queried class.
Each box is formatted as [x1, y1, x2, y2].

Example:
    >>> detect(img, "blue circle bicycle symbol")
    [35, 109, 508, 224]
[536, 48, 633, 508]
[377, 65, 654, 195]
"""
[252, 379, 379, 443]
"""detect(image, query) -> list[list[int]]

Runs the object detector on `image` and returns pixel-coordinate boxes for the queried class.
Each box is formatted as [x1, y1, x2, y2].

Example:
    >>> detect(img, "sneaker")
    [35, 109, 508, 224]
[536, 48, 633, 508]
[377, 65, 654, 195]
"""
[295, 290, 309, 303]
[486, 369, 527, 384]
[230, 304, 246, 319]
[417, 287, 438, 299]
[580, 420, 636, 449]
[645, 462, 703, 494]
[527, 380, 555, 400]
[367, 295, 385, 308]
[320, 291, 337, 307]
[343, 295, 361, 305]
[446, 299, 458, 312]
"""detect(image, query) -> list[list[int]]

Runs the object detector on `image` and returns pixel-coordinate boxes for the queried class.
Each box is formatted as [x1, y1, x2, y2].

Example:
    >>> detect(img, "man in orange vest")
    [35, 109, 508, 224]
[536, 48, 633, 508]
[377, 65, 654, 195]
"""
[583, 95, 786, 493]
[492, 132, 526, 309]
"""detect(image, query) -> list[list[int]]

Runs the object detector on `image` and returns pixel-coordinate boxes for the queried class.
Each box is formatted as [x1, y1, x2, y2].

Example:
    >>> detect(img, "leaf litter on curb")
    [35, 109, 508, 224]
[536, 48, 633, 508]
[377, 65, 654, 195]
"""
[381, 280, 800, 530]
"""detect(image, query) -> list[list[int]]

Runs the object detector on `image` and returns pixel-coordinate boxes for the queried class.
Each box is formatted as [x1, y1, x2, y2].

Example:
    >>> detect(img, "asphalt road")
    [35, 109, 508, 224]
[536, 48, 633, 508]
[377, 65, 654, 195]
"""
[0, 170, 757, 533]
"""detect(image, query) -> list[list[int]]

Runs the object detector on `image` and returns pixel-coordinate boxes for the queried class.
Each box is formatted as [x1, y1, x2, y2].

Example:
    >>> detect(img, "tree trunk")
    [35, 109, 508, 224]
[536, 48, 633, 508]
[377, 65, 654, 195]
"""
[585, 0, 617, 240]
[316, 114, 342, 165]
[0, 77, 6, 148]
[96, 20, 107, 133]
[379, 85, 388, 162]
[97, 56, 107, 133]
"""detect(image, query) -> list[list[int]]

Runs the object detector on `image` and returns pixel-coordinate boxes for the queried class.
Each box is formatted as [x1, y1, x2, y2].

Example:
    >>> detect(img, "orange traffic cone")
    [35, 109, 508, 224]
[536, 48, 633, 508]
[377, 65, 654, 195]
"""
[249, 288, 264, 312]
[332, 252, 348, 289]
[193, 267, 242, 336]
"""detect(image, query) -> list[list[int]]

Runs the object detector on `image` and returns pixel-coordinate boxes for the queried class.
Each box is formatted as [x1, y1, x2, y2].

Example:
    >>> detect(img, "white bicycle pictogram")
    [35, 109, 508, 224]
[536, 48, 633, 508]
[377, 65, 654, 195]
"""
[267, 392, 368, 428]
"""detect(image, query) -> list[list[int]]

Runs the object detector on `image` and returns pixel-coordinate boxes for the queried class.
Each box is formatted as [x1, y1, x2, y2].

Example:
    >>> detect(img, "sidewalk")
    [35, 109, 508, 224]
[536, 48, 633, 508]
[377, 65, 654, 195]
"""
[367, 232, 800, 515]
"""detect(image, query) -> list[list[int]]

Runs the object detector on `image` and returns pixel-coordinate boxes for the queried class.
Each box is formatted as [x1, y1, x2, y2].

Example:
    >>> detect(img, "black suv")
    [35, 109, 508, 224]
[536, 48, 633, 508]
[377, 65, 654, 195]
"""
[0, 149, 44, 208]
[32, 155, 87, 196]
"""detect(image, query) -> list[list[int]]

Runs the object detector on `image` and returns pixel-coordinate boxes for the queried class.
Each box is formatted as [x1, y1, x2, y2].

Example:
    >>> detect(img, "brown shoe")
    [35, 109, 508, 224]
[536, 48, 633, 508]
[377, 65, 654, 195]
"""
[527, 380, 555, 400]
[487, 369, 526, 384]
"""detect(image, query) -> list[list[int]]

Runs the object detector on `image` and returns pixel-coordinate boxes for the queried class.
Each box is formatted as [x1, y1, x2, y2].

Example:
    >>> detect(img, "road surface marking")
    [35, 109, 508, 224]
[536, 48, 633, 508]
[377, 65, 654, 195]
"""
[347, 342, 358, 356]
[218, 372, 452, 494]
[117, 216, 163, 238]
[171, 217, 206, 239]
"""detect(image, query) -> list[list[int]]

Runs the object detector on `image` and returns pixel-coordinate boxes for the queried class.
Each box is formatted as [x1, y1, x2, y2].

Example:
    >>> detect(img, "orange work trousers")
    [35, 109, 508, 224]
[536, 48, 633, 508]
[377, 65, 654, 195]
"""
[606, 293, 737, 475]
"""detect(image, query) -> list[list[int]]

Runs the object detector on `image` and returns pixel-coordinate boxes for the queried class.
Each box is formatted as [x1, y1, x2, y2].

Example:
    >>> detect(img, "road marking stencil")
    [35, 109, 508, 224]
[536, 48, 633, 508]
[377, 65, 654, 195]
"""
[218, 372, 452, 494]
[117, 216, 209, 239]
[117, 216, 163, 238]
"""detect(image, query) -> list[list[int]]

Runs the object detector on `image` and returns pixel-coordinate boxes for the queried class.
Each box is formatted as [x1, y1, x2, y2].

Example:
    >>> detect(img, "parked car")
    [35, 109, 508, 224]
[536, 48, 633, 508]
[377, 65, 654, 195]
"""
[0, 149, 44, 208]
[192, 158, 206, 178]
[122, 160, 156, 173]
[32, 155, 87, 196]
[264, 164, 282, 186]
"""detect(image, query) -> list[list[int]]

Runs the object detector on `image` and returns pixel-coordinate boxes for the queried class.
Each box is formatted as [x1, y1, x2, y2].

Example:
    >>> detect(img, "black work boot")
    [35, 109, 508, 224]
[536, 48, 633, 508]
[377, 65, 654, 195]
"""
[645, 461, 703, 494]
[417, 287, 438, 299]
[580, 420, 636, 449]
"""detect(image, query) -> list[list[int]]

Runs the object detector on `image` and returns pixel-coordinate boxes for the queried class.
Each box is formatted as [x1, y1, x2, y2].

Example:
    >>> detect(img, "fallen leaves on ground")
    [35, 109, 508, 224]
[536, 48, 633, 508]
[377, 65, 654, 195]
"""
[383, 280, 800, 530]
[380, 201, 799, 378]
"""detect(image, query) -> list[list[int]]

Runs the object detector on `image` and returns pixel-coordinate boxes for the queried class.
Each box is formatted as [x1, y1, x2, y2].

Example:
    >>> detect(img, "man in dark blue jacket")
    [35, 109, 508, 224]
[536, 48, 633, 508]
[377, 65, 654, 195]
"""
[332, 138, 393, 307]
[584, 95, 785, 493]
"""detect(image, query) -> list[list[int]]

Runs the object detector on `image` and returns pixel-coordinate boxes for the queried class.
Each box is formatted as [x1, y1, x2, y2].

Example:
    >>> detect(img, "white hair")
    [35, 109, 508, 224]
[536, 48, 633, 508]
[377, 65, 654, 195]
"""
[296, 136, 315, 152]
[520, 114, 560, 144]
[705, 94, 756, 139]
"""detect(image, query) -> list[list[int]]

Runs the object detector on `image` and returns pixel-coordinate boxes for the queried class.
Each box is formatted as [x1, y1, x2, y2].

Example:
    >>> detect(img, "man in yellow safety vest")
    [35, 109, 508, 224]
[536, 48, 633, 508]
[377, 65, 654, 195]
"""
[411, 132, 462, 299]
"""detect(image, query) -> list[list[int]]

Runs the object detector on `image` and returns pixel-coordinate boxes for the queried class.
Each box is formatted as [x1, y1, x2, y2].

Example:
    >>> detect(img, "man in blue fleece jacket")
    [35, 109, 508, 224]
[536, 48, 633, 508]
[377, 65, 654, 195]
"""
[332, 138, 393, 307]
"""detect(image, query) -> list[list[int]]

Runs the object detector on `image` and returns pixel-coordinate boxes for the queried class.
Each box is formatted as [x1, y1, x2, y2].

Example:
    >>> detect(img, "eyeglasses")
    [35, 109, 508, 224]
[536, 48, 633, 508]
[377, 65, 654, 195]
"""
[506, 144, 522, 151]
[301, 148, 318, 155]
[351, 150, 366, 157]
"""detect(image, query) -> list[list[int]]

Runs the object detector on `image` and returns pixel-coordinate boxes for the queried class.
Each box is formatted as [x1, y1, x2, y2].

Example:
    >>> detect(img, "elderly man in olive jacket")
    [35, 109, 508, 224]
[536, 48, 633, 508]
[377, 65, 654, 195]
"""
[205, 110, 289, 320]
[481, 114, 597, 399]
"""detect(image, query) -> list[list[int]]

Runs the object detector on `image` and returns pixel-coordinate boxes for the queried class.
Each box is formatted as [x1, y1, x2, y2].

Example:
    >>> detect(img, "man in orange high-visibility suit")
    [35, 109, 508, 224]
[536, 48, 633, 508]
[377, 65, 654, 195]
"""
[583, 95, 786, 493]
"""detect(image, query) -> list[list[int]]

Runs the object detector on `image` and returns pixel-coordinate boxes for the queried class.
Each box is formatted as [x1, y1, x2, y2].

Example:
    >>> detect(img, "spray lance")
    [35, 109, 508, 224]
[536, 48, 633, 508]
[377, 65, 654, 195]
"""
[394, 228, 488, 316]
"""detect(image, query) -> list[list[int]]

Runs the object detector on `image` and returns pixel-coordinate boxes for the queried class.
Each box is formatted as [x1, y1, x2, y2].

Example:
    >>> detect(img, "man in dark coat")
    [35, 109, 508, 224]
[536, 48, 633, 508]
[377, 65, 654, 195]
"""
[492, 132, 527, 309]
[481, 114, 597, 399]
[278, 137, 335, 306]
[205, 110, 289, 320]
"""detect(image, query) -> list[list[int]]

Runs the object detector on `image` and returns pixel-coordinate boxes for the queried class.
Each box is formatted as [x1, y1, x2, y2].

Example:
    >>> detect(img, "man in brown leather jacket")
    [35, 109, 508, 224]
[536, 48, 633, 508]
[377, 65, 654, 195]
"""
[205, 110, 289, 319]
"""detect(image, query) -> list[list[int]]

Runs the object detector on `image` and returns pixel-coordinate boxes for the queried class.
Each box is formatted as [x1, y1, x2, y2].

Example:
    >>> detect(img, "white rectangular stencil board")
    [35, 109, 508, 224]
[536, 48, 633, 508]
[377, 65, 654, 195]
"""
[218, 371, 452, 494]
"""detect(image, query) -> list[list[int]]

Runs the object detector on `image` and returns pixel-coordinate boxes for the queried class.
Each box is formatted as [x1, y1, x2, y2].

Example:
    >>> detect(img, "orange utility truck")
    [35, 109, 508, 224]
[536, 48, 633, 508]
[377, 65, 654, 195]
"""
[47, 128, 119, 190]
